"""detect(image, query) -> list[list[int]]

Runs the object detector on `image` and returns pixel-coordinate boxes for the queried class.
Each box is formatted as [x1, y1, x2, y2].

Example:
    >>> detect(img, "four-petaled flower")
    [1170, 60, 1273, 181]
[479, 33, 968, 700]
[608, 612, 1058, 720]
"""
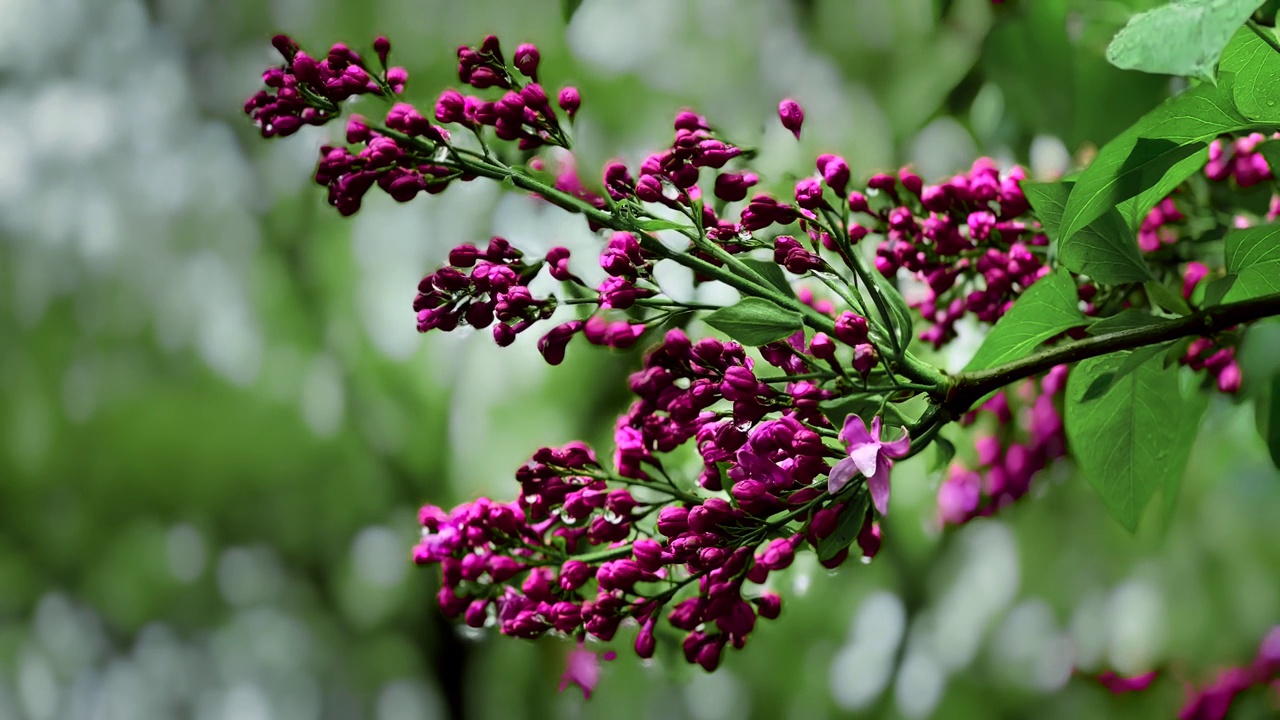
[828, 415, 910, 515]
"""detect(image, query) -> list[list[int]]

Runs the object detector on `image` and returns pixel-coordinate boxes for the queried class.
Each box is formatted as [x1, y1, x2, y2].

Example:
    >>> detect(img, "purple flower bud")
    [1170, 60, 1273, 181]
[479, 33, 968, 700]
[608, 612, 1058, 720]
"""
[714, 171, 758, 203]
[345, 115, 371, 144]
[851, 343, 879, 373]
[558, 87, 581, 119]
[856, 517, 881, 558]
[720, 366, 760, 402]
[633, 539, 666, 572]
[817, 154, 850, 195]
[465, 599, 489, 628]
[668, 598, 705, 630]
[754, 592, 782, 620]
[810, 332, 836, 361]
[847, 191, 870, 214]
[794, 177, 825, 210]
[635, 174, 664, 203]
[437, 587, 468, 617]
[537, 321, 583, 366]
[778, 98, 804, 139]
[635, 620, 657, 658]
[435, 89, 466, 123]
[757, 535, 800, 570]
[559, 560, 592, 591]
[550, 602, 582, 633]
[656, 507, 689, 537]
[373, 36, 391, 65]
[833, 312, 869, 346]
[513, 43, 540, 79]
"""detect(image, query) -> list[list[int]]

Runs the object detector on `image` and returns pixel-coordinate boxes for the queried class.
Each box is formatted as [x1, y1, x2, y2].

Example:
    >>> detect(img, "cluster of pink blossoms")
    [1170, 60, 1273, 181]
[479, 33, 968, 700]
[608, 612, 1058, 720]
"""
[937, 365, 1068, 525]
[244, 29, 1267, 695]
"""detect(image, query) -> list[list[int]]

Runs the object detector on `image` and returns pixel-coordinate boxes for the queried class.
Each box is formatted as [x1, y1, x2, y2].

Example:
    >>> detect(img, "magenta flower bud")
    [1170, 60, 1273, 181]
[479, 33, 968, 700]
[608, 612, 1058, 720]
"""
[668, 597, 705, 631]
[833, 312, 869, 346]
[558, 87, 581, 119]
[778, 98, 804, 139]
[713, 171, 758, 203]
[434, 89, 466, 123]
[819, 154, 851, 195]
[632, 539, 666, 571]
[758, 535, 800, 570]
[537, 321, 583, 366]
[597, 559, 645, 591]
[437, 587, 468, 618]
[489, 555, 523, 582]
[465, 599, 489, 628]
[1183, 261, 1209, 300]
[867, 173, 896, 192]
[851, 343, 879, 374]
[345, 115, 371, 144]
[809, 332, 836, 361]
[385, 67, 408, 92]
[656, 506, 690, 537]
[549, 602, 582, 633]
[715, 600, 757, 639]
[272, 34, 298, 60]
[635, 620, 657, 659]
[1218, 361, 1242, 393]
[373, 36, 391, 65]
[847, 191, 870, 214]
[794, 177, 825, 210]
[692, 635, 725, 672]
[559, 560, 592, 591]
[856, 517, 881, 558]
[720, 366, 760, 402]
[754, 592, 782, 620]
[635, 174, 664, 203]
[899, 168, 923, 196]
[513, 43, 540, 79]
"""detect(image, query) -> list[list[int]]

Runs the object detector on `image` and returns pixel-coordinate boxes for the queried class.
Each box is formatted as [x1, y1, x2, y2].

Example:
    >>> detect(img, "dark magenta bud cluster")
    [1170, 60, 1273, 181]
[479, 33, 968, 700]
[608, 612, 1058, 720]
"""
[413, 237, 554, 346]
[1205, 132, 1276, 188]
[445, 37, 574, 151]
[861, 159, 1048, 348]
[937, 365, 1068, 525]
[412, 325, 881, 673]
[244, 35, 407, 138]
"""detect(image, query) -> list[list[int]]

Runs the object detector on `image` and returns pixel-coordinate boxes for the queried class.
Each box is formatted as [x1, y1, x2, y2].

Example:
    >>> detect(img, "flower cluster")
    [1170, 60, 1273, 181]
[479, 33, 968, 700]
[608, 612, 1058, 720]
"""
[937, 365, 1068, 525]
[413, 326, 885, 673]
[862, 159, 1048, 348]
[244, 35, 406, 138]
[1205, 132, 1276, 189]
[244, 30, 1273, 696]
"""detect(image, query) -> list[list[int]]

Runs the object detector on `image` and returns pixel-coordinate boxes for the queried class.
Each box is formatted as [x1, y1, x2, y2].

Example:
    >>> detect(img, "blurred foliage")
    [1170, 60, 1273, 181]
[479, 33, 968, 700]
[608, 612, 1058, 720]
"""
[0, 0, 1276, 719]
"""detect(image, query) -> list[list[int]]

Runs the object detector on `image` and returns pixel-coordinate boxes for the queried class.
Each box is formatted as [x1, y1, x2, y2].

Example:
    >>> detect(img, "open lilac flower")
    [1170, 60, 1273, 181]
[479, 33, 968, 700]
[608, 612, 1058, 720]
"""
[827, 415, 909, 515]
[559, 642, 617, 699]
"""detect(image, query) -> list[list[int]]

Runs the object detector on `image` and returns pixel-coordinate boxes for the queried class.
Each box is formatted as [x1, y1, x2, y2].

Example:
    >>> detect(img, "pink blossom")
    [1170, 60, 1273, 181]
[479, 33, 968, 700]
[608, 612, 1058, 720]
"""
[827, 415, 910, 514]
[559, 642, 617, 699]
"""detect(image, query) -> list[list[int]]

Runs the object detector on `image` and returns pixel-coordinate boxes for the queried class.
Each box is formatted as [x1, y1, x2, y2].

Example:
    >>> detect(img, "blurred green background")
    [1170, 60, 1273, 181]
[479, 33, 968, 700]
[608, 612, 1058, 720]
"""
[0, 0, 1277, 718]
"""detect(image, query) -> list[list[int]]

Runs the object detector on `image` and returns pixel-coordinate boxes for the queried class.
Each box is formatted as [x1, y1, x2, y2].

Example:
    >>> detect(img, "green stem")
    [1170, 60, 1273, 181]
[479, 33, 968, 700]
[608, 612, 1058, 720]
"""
[946, 292, 1280, 414]
[1247, 19, 1280, 56]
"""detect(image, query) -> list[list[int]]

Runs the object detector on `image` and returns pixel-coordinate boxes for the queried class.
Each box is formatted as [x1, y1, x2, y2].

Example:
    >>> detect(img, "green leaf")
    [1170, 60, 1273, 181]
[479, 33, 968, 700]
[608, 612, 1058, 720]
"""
[1224, 222, 1280, 273]
[964, 268, 1087, 371]
[1058, 81, 1249, 244]
[1116, 150, 1210, 228]
[868, 270, 915, 351]
[819, 395, 884, 432]
[1088, 309, 1170, 335]
[1222, 223, 1280, 301]
[1078, 343, 1172, 403]
[562, 0, 585, 23]
[1105, 0, 1264, 81]
[1218, 24, 1280, 122]
[1146, 281, 1193, 315]
[1023, 181, 1152, 283]
[703, 297, 804, 346]
[930, 435, 957, 473]
[634, 218, 691, 232]
[1201, 274, 1238, 306]
[740, 258, 797, 299]
[1065, 353, 1207, 531]
[817, 491, 870, 562]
